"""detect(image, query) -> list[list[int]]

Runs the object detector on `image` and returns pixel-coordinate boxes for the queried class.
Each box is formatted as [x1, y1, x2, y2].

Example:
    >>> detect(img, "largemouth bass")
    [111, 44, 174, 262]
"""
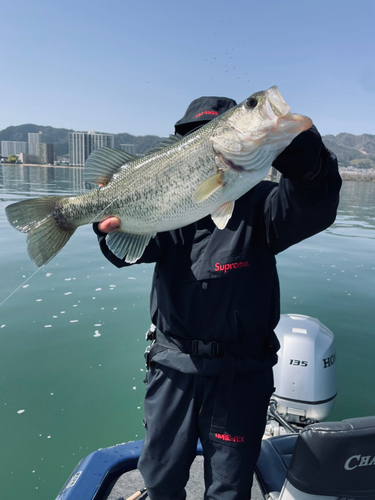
[6, 86, 312, 267]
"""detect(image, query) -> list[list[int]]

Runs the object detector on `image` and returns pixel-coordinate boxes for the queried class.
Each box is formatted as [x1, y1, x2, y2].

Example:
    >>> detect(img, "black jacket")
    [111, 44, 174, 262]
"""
[94, 145, 341, 374]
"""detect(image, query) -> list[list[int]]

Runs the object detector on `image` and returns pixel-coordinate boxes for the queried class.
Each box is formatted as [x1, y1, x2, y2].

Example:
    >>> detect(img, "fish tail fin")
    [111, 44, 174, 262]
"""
[5, 197, 77, 267]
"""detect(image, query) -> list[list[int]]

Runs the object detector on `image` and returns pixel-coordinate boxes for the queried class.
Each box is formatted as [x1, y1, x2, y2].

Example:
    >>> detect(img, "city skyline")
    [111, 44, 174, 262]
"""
[68, 131, 115, 166]
[1, 131, 54, 164]
[1, 0, 374, 139]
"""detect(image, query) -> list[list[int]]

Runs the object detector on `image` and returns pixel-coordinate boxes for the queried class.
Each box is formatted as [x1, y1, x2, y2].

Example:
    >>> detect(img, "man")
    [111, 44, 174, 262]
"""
[94, 95, 341, 500]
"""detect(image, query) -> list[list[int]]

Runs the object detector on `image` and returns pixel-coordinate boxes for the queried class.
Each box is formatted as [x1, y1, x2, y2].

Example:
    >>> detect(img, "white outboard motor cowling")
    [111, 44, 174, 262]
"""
[272, 314, 337, 424]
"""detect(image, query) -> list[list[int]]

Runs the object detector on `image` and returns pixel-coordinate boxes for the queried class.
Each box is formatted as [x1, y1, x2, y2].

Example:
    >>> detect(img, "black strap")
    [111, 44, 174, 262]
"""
[154, 330, 226, 358]
[147, 330, 246, 435]
[146, 342, 167, 366]
[210, 348, 237, 434]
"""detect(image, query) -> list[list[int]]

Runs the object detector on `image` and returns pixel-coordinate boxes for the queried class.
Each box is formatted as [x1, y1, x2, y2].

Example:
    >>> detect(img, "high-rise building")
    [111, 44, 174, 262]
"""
[1, 141, 28, 157]
[37, 143, 54, 164]
[28, 132, 42, 155]
[87, 131, 115, 151]
[68, 131, 115, 166]
[120, 144, 135, 155]
[69, 132, 87, 166]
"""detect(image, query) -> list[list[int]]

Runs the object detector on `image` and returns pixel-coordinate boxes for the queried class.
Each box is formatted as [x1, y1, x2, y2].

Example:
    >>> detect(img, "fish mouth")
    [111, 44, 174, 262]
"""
[261, 86, 312, 133]
[259, 86, 291, 121]
[263, 86, 291, 119]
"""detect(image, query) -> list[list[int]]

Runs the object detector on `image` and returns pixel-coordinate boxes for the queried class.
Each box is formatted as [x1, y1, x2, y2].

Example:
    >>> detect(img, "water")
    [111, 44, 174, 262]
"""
[0, 165, 374, 499]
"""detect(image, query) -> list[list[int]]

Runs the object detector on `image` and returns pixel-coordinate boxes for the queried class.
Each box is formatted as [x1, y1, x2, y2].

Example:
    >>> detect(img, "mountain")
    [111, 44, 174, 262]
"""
[322, 133, 375, 169]
[1, 124, 375, 169]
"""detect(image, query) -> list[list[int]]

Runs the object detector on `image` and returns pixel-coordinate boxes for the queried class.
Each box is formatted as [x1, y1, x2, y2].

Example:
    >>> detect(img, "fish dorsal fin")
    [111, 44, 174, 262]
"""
[106, 230, 156, 263]
[145, 134, 183, 155]
[211, 201, 234, 229]
[192, 172, 224, 203]
[84, 147, 137, 185]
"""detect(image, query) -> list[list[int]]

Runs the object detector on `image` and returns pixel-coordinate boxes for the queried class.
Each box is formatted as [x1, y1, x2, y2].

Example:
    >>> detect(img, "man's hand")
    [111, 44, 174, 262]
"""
[98, 217, 121, 233]
[272, 125, 322, 181]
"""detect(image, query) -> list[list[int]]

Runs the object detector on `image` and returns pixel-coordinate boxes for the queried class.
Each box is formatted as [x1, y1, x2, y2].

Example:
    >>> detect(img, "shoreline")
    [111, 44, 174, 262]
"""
[338, 169, 375, 182]
[4, 163, 84, 169]
[2, 163, 375, 181]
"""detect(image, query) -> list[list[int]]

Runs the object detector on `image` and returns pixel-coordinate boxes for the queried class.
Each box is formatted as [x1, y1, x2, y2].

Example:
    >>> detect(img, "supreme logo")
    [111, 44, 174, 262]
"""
[215, 433, 245, 443]
[215, 261, 249, 273]
[195, 110, 219, 118]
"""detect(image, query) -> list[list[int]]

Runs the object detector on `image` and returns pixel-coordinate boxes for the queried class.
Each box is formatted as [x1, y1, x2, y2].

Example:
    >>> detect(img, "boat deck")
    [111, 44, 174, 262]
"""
[104, 456, 263, 499]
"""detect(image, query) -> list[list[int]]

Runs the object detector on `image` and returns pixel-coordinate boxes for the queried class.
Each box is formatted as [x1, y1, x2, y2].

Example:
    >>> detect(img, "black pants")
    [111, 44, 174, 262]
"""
[138, 363, 274, 500]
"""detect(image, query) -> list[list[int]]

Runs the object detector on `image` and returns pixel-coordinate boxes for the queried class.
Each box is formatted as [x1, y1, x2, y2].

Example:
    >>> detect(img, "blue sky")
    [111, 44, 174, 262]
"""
[2, 0, 374, 137]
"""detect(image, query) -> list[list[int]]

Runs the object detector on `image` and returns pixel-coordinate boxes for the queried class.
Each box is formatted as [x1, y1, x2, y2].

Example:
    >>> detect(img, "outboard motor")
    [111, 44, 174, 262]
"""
[271, 314, 337, 428]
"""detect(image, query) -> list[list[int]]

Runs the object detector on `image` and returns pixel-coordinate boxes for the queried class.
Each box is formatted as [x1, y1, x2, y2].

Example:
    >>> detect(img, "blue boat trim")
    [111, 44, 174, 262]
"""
[55, 439, 203, 500]
[56, 440, 143, 500]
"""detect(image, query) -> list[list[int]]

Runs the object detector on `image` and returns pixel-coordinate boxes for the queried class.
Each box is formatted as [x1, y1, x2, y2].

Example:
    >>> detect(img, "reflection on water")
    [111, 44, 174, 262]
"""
[0, 164, 86, 199]
[331, 181, 375, 235]
[0, 165, 375, 500]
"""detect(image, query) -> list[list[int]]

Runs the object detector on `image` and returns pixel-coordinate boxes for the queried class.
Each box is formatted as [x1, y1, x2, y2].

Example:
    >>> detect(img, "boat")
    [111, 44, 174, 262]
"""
[55, 314, 375, 500]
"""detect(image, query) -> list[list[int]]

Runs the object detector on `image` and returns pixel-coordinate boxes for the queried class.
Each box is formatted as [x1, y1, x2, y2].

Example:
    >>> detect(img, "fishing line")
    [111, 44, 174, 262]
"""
[0, 186, 124, 308]
[0, 266, 44, 307]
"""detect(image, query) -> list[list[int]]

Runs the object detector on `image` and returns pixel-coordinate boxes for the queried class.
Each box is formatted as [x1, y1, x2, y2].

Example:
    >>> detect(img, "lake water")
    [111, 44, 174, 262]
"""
[0, 164, 374, 499]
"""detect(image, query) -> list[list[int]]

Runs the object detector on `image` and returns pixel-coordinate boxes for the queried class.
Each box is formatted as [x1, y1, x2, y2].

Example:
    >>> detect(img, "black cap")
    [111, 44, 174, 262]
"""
[174, 96, 237, 137]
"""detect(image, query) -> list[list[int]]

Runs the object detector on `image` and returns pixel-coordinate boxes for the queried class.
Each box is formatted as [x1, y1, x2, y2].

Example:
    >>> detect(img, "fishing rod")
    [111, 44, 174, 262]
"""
[124, 486, 147, 500]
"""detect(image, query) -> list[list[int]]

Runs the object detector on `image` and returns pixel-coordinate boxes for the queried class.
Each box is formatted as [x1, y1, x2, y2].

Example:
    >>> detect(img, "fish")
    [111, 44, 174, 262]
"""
[5, 86, 312, 267]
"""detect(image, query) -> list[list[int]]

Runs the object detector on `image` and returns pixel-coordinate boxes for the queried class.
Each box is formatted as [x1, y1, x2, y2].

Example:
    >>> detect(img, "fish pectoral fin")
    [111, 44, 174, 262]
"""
[106, 231, 156, 263]
[84, 147, 137, 185]
[211, 201, 235, 229]
[192, 172, 225, 203]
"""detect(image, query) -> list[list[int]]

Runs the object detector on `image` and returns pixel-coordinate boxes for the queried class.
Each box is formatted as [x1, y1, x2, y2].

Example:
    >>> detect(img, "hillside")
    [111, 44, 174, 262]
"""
[1, 124, 375, 169]
[322, 133, 375, 169]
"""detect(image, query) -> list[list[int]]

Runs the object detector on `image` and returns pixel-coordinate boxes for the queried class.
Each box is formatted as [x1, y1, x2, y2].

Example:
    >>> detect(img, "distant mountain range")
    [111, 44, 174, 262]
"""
[1, 124, 375, 169]
[322, 133, 375, 170]
[0, 124, 162, 157]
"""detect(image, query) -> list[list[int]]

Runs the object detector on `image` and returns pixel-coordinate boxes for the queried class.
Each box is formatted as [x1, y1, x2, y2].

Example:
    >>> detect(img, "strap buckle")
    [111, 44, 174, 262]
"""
[191, 339, 220, 357]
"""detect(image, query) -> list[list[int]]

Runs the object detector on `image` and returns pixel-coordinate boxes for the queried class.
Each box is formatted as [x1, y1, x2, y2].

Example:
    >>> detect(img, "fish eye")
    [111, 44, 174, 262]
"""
[245, 97, 257, 109]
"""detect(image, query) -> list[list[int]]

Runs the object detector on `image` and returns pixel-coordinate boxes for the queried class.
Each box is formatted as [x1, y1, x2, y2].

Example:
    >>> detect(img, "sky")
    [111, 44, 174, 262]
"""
[2, 0, 374, 138]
